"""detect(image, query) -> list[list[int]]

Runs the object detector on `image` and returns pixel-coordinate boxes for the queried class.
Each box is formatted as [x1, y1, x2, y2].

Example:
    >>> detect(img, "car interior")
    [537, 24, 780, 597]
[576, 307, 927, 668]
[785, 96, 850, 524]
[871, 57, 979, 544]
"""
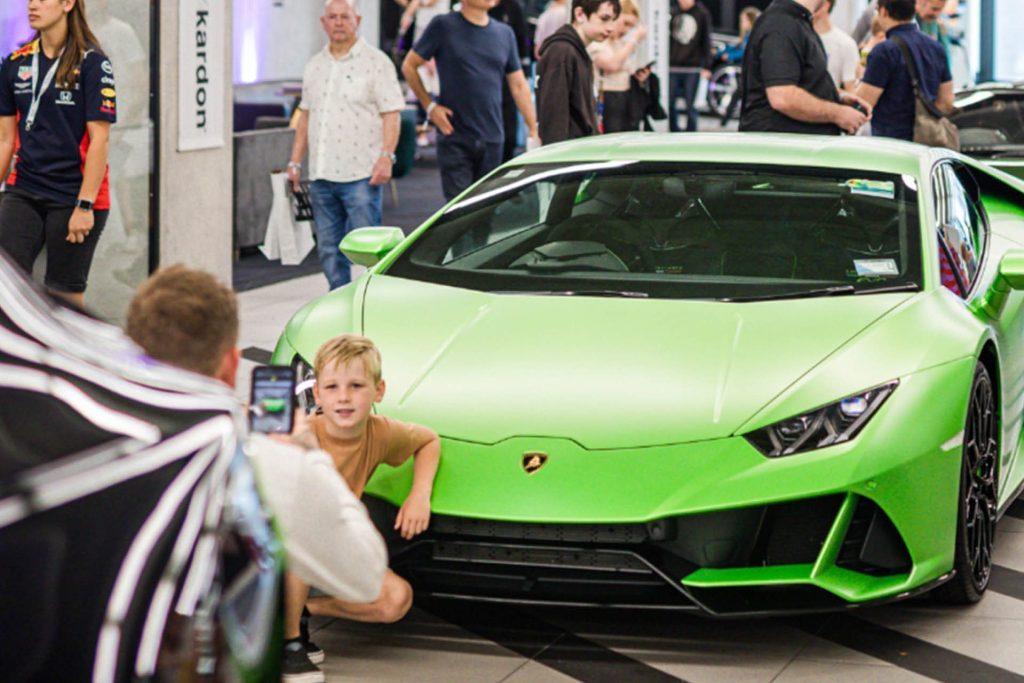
[420, 169, 916, 288]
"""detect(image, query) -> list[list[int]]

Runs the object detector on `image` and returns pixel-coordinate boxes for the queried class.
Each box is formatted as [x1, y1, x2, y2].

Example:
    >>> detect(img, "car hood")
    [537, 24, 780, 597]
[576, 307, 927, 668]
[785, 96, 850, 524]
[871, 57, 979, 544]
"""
[361, 276, 914, 449]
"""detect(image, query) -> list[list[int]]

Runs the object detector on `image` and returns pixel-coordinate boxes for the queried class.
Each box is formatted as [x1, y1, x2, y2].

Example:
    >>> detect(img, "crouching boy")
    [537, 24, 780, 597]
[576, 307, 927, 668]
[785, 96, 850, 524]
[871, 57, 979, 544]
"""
[285, 334, 441, 666]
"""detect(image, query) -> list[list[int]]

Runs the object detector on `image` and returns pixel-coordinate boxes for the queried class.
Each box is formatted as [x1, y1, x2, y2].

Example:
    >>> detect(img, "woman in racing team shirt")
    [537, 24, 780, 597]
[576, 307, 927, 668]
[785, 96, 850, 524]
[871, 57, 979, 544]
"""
[0, 0, 116, 308]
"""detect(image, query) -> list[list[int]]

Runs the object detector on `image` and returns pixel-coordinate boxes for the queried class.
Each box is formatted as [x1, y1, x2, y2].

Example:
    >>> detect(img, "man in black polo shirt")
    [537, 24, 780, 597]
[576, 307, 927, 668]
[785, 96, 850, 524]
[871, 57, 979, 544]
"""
[739, 0, 870, 135]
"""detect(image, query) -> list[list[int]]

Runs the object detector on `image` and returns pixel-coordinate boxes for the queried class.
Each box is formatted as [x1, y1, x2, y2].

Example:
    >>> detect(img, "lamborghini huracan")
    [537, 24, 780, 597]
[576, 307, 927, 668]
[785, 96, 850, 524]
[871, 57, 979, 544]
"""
[273, 133, 1024, 615]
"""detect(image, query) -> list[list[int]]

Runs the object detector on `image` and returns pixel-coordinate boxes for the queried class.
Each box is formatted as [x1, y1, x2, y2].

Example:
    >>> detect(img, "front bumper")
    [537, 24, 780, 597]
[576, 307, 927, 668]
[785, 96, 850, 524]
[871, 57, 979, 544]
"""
[364, 359, 974, 614]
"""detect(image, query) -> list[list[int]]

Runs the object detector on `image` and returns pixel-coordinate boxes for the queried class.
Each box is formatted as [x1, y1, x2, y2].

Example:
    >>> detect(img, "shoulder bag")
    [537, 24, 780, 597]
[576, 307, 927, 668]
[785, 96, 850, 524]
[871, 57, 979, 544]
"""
[891, 35, 959, 151]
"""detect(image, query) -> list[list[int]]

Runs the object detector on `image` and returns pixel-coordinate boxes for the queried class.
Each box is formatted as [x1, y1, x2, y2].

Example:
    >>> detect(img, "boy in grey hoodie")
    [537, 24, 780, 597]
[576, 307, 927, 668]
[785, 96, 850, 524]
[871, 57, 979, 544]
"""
[537, 0, 620, 144]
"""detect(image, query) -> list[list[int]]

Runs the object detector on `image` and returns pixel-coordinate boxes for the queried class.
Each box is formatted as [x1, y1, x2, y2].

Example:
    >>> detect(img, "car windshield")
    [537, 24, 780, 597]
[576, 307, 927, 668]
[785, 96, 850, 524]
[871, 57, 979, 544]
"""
[386, 162, 923, 300]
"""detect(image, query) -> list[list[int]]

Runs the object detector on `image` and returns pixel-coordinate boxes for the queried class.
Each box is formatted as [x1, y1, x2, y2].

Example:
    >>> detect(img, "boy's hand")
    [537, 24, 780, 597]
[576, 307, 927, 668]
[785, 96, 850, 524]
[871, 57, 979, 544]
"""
[394, 491, 431, 540]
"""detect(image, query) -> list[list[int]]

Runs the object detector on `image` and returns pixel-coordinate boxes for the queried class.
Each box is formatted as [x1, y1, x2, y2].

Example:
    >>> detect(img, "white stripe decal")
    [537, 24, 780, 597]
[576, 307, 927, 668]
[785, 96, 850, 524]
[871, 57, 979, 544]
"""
[17, 418, 232, 525]
[93, 430, 231, 683]
[0, 325, 241, 415]
[0, 365, 160, 444]
[136, 455, 229, 676]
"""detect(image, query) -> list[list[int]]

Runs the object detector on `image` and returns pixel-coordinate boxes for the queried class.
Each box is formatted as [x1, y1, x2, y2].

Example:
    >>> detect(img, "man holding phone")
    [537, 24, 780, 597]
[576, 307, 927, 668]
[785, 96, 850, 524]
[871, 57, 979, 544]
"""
[126, 265, 387, 683]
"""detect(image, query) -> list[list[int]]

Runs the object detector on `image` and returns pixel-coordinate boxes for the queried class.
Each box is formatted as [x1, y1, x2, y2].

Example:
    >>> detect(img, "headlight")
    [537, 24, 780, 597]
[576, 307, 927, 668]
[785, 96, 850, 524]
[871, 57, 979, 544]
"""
[744, 381, 898, 457]
[292, 357, 317, 414]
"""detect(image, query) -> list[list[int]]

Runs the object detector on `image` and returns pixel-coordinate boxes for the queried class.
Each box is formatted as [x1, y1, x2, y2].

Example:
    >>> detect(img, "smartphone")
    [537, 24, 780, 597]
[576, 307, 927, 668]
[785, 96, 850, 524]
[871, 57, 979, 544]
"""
[249, 365, 296, 433]
[640, 60, 656, 71]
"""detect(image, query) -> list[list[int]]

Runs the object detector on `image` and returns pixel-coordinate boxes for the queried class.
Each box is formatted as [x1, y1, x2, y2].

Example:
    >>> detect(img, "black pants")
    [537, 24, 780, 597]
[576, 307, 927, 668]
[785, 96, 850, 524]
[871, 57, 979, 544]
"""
[0, 188, 108, 293]
[436, 132, 504, 201]
[602, 91, 640, 133]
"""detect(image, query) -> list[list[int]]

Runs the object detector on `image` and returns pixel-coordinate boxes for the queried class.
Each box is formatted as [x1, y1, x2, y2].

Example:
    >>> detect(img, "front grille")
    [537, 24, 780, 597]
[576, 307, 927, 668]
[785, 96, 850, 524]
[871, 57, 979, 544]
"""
[837, 497, 912, 576]
[395, 541, 696, 608]
[655, 495, 845, 569]
[432, 541, 651, 573]
[429, 515, 649, 544]
[365, 494, 887, 613]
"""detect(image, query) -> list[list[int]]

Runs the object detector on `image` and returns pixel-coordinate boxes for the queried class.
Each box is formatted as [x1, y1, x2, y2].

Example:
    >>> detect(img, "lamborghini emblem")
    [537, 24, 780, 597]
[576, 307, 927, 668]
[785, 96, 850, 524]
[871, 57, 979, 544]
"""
[522, 452, 548, 474]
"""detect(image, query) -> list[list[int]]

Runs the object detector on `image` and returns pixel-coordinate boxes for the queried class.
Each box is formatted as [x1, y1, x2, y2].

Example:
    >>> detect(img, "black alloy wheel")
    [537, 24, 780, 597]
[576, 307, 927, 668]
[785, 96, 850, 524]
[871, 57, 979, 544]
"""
[935, 363, 998, 604]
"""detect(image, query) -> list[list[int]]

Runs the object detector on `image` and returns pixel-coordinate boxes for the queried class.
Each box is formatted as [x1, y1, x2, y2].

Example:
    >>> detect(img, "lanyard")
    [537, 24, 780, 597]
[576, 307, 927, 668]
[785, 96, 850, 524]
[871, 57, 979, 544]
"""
[25, 43, 64, 133]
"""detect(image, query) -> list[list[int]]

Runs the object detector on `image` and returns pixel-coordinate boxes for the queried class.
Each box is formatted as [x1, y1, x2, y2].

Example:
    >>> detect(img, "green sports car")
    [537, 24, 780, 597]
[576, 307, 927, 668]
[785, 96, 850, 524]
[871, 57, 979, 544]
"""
[273, 133, 1024, 615]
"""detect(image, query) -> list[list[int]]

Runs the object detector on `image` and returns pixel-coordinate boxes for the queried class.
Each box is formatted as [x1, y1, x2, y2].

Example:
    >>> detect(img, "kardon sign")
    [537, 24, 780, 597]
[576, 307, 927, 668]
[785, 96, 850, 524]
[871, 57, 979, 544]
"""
[178, 0, 224, 151]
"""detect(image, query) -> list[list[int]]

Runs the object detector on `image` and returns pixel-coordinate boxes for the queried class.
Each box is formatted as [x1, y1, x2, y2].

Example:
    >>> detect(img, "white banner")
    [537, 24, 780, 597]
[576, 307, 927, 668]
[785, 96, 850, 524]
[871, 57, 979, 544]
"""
[178, 0, 225, 151]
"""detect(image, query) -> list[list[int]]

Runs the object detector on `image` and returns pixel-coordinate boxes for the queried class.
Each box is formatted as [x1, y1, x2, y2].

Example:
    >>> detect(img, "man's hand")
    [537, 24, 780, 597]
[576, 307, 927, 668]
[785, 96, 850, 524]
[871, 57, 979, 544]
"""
[429, 104, 455, 136]
[287, 163, 302, 192]
[369, 155, 394, 186]
[66, 208, 94, 244]
[839, 90, 873, 119]
[394, 491, 431, 540]
[701, 68, 713, 81]
[833, 103, 868, 134]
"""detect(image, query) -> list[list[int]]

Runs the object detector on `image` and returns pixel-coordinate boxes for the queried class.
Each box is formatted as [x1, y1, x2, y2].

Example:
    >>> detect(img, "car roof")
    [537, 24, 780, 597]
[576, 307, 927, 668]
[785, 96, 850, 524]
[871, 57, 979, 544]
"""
[516, 132, 948, 178]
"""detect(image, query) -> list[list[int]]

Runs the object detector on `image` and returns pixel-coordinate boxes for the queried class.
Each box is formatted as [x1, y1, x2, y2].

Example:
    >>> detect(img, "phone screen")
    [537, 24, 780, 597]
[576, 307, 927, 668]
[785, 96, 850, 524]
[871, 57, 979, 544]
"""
[250, 365, 296, 433]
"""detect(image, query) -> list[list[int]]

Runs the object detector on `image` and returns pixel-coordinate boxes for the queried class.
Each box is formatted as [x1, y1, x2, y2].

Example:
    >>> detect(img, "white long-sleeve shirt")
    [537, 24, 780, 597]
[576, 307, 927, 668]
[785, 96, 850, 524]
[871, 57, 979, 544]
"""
[247, 435, 387, 602]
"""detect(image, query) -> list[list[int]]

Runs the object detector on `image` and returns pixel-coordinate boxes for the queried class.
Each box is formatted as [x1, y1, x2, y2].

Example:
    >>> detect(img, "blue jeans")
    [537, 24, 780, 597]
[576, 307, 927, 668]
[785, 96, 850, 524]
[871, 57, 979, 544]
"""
[308, 178, 382, 289]
[669, 71, 701, 132]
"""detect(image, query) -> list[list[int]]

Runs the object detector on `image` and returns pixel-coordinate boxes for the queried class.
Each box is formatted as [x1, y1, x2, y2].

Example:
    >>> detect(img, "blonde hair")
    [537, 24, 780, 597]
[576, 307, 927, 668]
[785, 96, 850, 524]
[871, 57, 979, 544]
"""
[739, 6, 761, 39]
[314, 334, 383, 383]
[619, 0, 640, 17]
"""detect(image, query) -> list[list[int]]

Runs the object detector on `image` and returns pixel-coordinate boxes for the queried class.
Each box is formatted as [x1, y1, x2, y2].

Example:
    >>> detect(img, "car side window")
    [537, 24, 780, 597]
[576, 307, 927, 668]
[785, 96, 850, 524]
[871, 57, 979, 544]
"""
[934, 164, 981, 297]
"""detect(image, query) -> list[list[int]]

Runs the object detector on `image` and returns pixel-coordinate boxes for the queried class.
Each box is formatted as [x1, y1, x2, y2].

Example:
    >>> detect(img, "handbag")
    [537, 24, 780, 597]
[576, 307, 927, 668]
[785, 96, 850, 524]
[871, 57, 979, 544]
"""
[892, 35, 959, 151]
[261, 173, 315, 266]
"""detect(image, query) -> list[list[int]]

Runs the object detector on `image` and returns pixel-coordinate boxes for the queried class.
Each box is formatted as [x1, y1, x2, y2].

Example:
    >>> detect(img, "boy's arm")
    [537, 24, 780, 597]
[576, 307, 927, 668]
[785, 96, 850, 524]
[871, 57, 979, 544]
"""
[394, 429, 441, 540]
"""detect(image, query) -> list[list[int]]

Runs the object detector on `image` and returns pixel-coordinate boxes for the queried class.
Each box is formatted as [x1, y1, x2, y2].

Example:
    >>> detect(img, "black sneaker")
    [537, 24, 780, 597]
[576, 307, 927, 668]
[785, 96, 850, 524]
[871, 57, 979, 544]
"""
[303, 639, 325, 665]
[299, 606, 325, 664]
[282, 641, 324, 683]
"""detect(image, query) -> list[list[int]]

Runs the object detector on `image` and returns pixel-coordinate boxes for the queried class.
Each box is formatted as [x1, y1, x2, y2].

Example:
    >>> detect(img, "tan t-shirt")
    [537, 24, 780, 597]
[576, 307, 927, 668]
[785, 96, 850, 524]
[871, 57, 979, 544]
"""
[309, 413, 435, 498]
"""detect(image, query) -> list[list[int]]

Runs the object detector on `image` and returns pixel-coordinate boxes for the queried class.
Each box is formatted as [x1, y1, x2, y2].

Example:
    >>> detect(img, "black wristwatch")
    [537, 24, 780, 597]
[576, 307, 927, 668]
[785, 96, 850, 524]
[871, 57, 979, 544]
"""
[75, 198, 94, 211]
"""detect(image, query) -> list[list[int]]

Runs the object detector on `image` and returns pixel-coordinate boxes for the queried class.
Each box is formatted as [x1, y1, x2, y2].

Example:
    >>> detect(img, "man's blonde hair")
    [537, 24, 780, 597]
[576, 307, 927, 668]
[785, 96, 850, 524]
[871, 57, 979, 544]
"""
[126, 265, 239, 377]
[314, 334, 383, 383]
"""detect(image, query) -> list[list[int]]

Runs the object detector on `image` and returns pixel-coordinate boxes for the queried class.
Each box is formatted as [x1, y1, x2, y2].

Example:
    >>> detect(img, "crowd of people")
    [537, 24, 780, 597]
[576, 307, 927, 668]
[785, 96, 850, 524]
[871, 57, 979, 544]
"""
[278, 0, 963, 294]
[0, 1, 971, 680]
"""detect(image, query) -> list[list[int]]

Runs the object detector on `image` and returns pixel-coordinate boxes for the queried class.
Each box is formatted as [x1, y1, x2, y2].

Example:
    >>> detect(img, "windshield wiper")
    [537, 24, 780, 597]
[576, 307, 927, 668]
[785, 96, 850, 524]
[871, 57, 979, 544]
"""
[721, 282, 919, 302]
[497, 289, 650, 298]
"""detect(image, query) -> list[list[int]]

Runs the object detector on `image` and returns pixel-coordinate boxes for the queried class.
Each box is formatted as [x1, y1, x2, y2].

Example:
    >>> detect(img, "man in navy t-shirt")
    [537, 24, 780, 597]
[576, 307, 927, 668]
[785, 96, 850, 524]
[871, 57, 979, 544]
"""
[855, 0, 952, 141]
[403, 0, 538, 201]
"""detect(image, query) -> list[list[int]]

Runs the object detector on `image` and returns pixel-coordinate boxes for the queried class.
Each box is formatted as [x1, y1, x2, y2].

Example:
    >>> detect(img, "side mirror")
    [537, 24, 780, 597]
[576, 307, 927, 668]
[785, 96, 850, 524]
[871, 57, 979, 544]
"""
[975, 249, 1024, 318]
[339, 227, 405, 267]
[999, 249, 1024, 290]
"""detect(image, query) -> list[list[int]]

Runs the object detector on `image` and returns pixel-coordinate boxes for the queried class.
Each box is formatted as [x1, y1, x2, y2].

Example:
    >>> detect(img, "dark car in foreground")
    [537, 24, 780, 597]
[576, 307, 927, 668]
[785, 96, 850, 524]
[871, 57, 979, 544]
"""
[0, 253, 283, 681]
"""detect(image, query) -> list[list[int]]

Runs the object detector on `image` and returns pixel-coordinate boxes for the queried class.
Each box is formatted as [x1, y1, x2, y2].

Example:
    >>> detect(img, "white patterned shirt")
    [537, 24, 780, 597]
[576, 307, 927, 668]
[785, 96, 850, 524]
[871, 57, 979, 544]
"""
[299, 39, 406, 183]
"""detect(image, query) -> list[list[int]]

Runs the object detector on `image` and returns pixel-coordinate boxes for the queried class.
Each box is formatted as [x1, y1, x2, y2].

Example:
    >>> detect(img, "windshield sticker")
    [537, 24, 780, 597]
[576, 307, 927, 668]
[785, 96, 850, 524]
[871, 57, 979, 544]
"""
[854, 259, 899, 276]
[846, 179, 895, 199]
[503, 168, 525, 179]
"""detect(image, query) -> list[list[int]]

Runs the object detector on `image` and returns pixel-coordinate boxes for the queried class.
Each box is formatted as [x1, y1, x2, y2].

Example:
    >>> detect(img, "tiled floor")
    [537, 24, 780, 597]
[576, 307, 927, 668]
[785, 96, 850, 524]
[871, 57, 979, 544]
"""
[237, 270, 1024, 683]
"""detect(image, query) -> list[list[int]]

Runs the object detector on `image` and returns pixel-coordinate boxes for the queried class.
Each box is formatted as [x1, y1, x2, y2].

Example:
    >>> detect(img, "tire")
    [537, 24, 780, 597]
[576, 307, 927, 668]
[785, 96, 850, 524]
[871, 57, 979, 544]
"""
[706, 65, 741, 119]
[934, 362, 998, 604]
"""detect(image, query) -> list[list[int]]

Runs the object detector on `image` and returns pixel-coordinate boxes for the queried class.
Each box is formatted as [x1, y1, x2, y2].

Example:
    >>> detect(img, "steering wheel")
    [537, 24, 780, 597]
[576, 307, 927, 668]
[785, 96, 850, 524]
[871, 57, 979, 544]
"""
[547, 215, 656, 272]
